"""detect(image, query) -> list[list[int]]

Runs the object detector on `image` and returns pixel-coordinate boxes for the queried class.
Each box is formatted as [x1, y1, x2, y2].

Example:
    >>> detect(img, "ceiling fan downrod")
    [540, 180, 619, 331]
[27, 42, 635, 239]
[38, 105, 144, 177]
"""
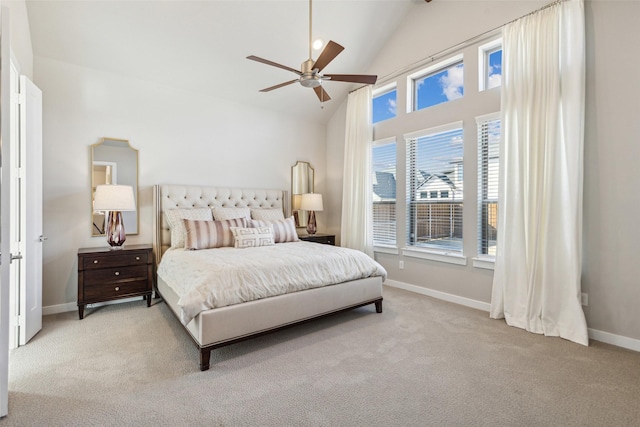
[308, 0, 313, 61]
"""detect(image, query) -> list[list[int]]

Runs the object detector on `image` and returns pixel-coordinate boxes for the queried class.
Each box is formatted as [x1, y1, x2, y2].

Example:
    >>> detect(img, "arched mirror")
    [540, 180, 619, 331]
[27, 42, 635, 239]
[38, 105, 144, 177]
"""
[91, 138, 138, 236]
[291, 161, 314, 228]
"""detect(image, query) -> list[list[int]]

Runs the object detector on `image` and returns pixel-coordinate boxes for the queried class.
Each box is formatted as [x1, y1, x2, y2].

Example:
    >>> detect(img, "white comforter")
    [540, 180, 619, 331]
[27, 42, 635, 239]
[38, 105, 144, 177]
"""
[157, 241, 387, 325]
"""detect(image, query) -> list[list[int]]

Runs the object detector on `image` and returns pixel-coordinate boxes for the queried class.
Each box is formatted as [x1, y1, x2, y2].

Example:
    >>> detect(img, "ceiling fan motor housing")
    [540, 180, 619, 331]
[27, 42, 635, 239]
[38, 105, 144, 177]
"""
[299, 59, 322, 88]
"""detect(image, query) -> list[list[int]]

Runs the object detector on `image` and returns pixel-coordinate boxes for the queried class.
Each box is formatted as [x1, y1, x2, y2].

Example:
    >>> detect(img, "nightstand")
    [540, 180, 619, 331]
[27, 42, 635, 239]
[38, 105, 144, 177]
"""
[77, 244, 154, 319]
[298, 233, 336, 246]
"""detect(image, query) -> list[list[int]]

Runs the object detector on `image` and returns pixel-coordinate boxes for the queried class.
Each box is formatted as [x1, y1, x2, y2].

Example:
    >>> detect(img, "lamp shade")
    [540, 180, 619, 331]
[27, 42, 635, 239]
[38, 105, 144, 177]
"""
[300, 193, 323, 211]
[93, 185, 136, 211]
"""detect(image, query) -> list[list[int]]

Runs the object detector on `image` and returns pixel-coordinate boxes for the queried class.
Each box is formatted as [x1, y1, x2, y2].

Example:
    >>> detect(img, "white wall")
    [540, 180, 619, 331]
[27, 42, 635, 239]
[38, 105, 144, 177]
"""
[327, 0, 640, 343]
[35, 56, 326, 309]
[4, 0, 32, 77]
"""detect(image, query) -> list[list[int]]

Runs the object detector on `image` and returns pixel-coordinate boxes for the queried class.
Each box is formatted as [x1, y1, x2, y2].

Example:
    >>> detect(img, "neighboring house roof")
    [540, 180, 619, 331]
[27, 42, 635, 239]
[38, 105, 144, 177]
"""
[418, 170, 458, 191]
[373, 171, 396, 200]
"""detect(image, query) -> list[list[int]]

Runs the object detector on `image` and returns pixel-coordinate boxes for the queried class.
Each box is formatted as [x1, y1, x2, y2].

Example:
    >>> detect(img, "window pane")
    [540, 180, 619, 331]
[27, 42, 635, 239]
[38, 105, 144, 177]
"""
[477, 116, 501, 256]
[487, 49, 502, 89]
[407, 126, 464, 252]
[373, 89, 397, 124]
[372, 142, 397, 246]
[414, 62, 464, 111]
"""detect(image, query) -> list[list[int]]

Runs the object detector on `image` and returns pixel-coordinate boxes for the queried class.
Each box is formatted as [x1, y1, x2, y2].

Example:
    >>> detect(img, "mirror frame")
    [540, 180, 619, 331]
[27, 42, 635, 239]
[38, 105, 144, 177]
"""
[90, 137, 139, 236]
[291, 161, 314, 228]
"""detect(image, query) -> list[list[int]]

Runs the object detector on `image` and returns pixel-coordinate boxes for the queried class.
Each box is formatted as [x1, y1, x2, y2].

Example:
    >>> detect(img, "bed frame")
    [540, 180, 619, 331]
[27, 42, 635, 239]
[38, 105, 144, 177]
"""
[152, 185, 383, 371]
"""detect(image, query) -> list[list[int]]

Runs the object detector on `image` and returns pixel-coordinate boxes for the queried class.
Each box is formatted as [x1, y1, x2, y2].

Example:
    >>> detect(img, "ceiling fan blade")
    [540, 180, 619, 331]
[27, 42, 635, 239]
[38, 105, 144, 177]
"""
[324, 74, 378, 85]
[312, 41, 344, 72]
[247, 55, 302, 76]
[313, 86, 331, 102]
[259, 79, 299, 92]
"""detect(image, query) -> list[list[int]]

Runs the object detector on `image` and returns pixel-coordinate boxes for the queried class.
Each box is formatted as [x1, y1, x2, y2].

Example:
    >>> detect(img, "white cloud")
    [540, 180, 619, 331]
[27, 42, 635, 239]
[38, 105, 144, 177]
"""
[488, 72, 502, 89]
[440, 65, 464, 100]
[388, 99, 397, 116]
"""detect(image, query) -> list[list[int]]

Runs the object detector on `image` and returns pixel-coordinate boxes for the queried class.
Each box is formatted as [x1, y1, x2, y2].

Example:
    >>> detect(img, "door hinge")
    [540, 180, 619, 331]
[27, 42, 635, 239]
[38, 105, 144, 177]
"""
[11, 315, 23, 328]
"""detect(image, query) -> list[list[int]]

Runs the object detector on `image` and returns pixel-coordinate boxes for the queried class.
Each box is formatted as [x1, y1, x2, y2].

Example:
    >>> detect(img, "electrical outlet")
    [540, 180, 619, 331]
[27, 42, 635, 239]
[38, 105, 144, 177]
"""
[581, 292, 588, 306]
[399, 260, 405, 269]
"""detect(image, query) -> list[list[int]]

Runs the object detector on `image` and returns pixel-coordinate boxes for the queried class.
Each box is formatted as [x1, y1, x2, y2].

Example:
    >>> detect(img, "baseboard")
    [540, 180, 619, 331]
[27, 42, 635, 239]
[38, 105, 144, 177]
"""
[383, 279, 640, 353]
[384, 279, 491, 312]
[588, 328, 640, 352]
[43, 296, 147, 316]
[43, 302, 77, 316]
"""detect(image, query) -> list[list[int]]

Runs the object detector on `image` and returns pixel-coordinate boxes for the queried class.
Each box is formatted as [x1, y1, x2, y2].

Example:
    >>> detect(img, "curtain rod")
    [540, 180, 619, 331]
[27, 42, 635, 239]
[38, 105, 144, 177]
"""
[350, 0, 564, 93]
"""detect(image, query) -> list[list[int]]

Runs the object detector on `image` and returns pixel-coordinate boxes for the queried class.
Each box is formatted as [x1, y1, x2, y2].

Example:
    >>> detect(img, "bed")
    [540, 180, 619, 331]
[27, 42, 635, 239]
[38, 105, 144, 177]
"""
[152, 184, 386, 371]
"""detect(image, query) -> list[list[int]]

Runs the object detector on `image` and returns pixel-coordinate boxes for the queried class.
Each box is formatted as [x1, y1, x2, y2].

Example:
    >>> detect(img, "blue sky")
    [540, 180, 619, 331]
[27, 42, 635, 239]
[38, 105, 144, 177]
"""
[373, 49, 502, 124]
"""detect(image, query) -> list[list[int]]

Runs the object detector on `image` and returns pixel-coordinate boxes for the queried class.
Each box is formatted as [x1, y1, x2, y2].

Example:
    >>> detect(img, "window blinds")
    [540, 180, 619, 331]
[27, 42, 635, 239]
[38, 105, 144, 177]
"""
[372, 139, 397, 246]
[476, 113, 501, 257]
[405, 123, 464, 252]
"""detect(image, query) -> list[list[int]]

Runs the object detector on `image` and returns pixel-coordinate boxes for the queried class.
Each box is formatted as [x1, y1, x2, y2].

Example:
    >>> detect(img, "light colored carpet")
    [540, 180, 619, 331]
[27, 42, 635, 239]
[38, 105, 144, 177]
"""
[3, 286, 640, 426]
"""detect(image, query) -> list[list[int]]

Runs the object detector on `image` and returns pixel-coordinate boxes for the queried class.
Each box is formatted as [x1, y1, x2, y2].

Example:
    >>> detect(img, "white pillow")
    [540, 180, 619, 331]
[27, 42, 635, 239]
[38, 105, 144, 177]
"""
[250, 208, 285, 221]
[212, 206, 251, 221]
[165, 208, 213, 249]
[230, 226, 275, 248]
[247, 216, 299, 243]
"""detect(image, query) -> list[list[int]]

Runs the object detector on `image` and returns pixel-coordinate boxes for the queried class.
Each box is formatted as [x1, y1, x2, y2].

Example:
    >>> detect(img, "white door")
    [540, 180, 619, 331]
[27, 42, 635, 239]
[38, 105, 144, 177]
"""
[18, 75, 43, 345]
[0, 6, 12, 418]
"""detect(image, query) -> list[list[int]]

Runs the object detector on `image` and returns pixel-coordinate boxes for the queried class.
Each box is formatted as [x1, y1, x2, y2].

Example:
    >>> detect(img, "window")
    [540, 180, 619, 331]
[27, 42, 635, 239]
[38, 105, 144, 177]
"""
[479, 39, 502, 91]
[372, 84, 397, 124]
[372, 138, 397, 246]
[408, 55, 464, 112]
[406, 122, 464, 253]
[477, 113, 501, 257]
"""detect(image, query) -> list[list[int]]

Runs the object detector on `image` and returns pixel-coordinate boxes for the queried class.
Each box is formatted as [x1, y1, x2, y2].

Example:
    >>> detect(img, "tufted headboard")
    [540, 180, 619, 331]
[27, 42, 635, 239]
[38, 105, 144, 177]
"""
[152, 185, 288, 264]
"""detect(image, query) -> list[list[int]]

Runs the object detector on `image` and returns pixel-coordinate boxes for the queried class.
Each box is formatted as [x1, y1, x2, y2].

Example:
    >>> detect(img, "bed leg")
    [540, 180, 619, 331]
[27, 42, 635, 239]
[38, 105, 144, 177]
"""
[375, 299, 383, 313]
[199, 349, 211, 371]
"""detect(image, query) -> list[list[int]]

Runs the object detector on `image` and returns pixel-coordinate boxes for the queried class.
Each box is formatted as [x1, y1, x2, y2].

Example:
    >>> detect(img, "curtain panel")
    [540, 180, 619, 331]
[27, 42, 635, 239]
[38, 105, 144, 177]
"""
[490, 0, 588, 345]
[341, 86, 374, 256]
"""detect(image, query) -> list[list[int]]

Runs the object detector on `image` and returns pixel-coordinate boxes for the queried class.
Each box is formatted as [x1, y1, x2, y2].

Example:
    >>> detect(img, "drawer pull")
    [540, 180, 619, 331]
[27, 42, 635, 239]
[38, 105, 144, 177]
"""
[135, 256, 140, 260]
[114, 272, 120, 276]
[93, 260, 98, 264]
[115, 286, 120, 291]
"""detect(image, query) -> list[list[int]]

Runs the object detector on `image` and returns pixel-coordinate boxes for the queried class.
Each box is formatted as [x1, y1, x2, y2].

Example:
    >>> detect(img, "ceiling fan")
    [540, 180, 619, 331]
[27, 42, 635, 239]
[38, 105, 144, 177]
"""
[246, 0, 377, 103]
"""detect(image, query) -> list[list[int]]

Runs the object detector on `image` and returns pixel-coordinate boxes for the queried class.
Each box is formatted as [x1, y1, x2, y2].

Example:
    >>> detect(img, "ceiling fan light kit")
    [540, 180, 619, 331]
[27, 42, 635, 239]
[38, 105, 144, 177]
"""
[246, 0, 377, 103]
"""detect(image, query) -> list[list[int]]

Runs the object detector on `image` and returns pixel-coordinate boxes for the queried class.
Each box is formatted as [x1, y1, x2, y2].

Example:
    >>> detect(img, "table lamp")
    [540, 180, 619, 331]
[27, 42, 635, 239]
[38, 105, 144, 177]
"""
[93, 184, 136, 249]
[300, 193, 323, 235]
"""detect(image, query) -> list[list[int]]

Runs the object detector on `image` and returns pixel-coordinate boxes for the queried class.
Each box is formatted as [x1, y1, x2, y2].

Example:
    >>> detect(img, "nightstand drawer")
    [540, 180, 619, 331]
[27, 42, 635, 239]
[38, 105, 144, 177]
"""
[299, 234, 336, 245]
[83, 265, 148, 285]
[77, 244, 154, 319]
[83, 279, 150, 301]
[82, 251, 149, 270]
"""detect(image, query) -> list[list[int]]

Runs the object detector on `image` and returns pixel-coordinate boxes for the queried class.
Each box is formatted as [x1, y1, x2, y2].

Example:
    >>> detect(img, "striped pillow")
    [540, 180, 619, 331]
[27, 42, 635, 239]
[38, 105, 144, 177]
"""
[248, 216, 299, 243]
[230, 226, 274, 248]
[183, 218, 247, 250]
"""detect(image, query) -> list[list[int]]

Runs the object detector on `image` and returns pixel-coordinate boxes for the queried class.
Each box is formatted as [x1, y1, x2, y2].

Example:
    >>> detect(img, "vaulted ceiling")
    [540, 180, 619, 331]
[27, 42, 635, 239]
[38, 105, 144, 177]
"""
[26, 0, 422, 124]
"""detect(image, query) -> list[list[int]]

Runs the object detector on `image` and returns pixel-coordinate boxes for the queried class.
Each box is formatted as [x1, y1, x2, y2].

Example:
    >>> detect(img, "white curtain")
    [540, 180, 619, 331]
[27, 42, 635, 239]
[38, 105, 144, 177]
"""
[490, 0, 588, 345]
[341, 86, 374, 256]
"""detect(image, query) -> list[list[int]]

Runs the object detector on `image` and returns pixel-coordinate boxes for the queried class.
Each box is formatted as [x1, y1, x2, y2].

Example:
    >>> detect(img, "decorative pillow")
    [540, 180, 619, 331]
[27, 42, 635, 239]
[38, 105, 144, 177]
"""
[183, 218, 247, 250]
[250, 208, 285, 221]
[165, 208, 214, 249]
[212, 206, 251, 221]
[248, 216, 299, 243]
[230, 226, 275, 248]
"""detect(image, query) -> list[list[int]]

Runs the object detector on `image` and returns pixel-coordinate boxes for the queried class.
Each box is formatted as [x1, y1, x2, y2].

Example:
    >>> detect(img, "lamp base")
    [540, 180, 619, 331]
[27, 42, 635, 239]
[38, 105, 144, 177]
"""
[306, 211, 317, 235]
[106, 211, 126, 249]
